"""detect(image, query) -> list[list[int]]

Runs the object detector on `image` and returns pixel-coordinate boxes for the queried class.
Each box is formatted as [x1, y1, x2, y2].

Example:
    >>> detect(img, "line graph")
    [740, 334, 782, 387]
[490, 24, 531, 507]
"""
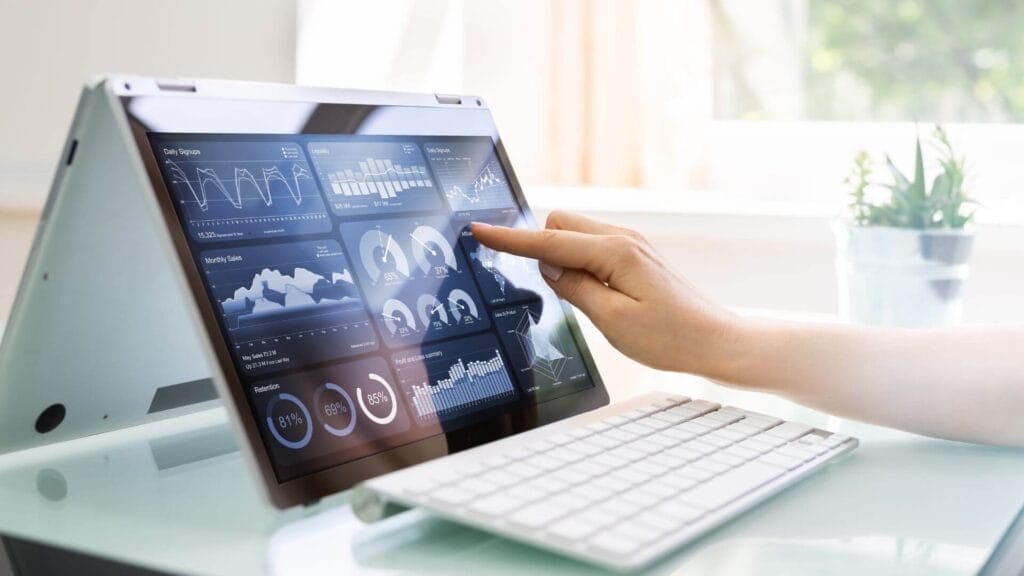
[425, 140, 518, 213]
[307, 141, 442, 216]
[154, 140, 330, 242]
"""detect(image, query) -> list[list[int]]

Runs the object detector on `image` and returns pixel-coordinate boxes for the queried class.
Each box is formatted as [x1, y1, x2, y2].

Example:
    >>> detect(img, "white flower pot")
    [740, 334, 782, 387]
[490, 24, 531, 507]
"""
[833, 222, 975, 328]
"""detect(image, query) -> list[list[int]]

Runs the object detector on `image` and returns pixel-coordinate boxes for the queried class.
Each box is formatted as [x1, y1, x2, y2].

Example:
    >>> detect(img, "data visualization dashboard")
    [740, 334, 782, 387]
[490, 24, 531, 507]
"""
[151, 133, 595, 482]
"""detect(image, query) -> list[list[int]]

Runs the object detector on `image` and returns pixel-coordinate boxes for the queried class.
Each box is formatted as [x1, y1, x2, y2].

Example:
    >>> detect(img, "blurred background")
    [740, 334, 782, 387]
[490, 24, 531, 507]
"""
[2, 0, 1024, 326]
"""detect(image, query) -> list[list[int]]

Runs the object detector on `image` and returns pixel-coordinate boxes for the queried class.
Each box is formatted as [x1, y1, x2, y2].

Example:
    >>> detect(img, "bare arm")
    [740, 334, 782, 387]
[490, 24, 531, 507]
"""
[472, 211, 1024, 446]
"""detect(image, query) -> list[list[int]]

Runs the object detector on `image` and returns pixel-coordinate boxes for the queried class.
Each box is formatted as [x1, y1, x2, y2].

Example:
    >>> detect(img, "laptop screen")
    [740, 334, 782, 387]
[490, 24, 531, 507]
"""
[147, 133, 596, 482]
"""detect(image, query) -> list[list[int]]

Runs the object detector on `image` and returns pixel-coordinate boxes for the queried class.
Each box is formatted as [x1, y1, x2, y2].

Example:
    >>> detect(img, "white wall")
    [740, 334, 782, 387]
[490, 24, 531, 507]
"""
[0, 0, 297, 211]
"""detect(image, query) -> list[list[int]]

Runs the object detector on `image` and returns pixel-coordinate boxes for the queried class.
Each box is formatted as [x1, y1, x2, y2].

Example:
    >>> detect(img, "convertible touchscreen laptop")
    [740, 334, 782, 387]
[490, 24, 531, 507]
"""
[0, 75, 607, 502]
[1, 77, 857, 571]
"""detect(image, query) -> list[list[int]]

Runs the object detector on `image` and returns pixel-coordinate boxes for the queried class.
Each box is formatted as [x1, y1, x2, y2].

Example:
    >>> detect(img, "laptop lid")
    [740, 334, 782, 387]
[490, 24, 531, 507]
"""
[119, 77, 609, 508]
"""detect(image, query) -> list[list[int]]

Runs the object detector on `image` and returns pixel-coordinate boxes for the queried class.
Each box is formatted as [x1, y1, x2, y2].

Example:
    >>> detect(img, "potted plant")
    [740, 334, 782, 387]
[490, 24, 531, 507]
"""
[834, 127, 975, 328]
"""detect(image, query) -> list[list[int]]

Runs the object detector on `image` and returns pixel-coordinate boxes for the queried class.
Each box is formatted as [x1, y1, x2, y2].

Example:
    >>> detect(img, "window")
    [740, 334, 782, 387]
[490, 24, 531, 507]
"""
[298, 1, 1024, 221]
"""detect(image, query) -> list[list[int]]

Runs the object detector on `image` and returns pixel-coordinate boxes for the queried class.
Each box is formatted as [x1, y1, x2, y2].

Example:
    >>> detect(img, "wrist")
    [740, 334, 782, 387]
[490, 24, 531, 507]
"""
[696, 311, 760, 386]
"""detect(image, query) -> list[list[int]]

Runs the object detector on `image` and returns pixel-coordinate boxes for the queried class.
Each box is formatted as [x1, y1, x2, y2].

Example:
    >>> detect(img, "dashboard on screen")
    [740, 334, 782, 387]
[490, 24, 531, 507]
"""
[147, 134, 596, 482]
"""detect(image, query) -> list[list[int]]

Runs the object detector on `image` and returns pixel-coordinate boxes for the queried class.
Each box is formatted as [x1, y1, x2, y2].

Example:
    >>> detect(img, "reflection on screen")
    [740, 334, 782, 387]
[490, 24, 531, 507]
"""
[151, 135, 595, 482]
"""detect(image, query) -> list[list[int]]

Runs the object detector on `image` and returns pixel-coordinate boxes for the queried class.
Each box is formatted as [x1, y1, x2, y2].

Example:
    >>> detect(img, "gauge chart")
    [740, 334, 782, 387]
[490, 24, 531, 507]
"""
[307, 141, 442, 216]
[425, 140, 518, 215]
[200, 240, 378, 376]
[392, 334, 518, 423]
[151, 139, 331, 242]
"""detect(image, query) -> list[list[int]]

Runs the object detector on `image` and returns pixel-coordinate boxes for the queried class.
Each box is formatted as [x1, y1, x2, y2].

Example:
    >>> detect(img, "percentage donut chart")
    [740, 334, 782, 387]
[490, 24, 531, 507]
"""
[315, 383, 358, 437]
[266, 393, 314, 450]
[357, 372, 398, 425]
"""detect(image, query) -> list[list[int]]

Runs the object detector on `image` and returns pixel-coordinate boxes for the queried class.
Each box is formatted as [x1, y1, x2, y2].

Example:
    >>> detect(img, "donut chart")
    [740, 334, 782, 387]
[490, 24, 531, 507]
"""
[447, 288, 479, 323]
[359, 228, 410, 283]
[418, 293, 450, 327]
[357, 372, 398, 425]
[314, 383, 357, 437]
[266, 393, 314, 450]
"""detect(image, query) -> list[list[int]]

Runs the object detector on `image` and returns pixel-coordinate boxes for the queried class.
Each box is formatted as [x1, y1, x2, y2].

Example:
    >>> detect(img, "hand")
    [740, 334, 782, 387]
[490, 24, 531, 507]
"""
[471, 211, 744, 377]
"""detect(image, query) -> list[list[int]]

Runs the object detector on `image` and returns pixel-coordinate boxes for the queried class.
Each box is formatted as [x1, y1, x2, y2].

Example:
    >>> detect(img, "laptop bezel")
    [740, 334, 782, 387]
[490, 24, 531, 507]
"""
[118, 77, 609, 508]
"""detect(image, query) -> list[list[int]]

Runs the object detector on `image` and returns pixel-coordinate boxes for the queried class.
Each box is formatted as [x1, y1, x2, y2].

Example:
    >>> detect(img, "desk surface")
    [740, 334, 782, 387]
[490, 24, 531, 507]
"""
[1, 370, 1022, 576]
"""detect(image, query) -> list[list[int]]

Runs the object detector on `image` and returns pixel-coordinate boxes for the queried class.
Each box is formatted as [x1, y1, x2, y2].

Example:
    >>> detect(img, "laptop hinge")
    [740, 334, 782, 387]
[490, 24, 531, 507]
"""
[434, 94, 462, 105]
[156, 78, 197, 93]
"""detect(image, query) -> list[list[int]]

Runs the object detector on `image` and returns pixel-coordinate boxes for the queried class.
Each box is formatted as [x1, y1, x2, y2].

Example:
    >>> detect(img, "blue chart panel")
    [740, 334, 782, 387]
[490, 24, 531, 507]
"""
[492, 296, 592, 396]
[249, 356, 411, 479]
[460, 224, 549, 306]
[392, 334, 518, 423]
[201, 240, 378, 376]
[153, 140, 331, 242]
[424, 140, 518, 216]
[306, 141, 442, 216]
[339, 217, 488, 348]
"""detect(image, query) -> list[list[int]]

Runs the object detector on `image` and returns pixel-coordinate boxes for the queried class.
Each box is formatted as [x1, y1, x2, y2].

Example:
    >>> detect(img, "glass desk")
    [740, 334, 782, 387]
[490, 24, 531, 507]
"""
[1, 378, 1023, 576]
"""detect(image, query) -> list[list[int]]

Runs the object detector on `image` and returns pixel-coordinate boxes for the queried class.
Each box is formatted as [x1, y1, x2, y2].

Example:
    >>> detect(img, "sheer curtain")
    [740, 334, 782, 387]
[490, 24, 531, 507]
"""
[297, 0, 713, 191]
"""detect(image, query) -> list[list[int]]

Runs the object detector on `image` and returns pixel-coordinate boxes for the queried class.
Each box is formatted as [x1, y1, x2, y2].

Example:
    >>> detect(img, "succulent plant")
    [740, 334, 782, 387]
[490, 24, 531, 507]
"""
[846, 126, 974, 229]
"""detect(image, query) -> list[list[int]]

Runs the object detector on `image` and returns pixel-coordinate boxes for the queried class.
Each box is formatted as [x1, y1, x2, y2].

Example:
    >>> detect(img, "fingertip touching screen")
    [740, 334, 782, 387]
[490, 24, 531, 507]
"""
[145, 129, 598, 483]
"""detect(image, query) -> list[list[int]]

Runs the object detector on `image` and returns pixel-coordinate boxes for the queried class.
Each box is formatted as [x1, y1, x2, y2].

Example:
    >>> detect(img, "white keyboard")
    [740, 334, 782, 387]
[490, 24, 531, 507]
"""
[354, 392, 857, 572]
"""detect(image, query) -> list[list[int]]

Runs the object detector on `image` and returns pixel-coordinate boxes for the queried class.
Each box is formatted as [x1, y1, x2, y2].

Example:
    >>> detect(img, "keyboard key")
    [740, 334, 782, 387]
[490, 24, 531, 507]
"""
[456, 462, 488, 477]
[714, 428, 748, 442]
[690, 458, 730, 475]
[679, 400, 720, 414]
[608, 446, 647, 463]
[546, 446, 587, 464]
[699, 433, 734, 448]
[523, 454, 562, 471]
[763, 422, 813, 441]
[653, 396, 689, 409]
[590, 531, 643, 555]
[661, 499, 707, 524]
[758, 452, 803, 470]
[621, 409, 647, 421]
[751, 432, 788, 448]
[505, 446, 533, 460]
[430, 486, 475, 506]
[639, 510, 688, 532]
[567, 427, 592, 439]
[482, 454, 513, 468]
[674, 465, 715, 483]
[610, 467, 649, 486]
[665, 445, 702, 462]
[614, 519, 666, 543]
[548, 517, 601, 541]
[722, 445, 760, 461]
[477, 470, 519, 488]
[704, 411, 744, 424]
[776, 444, 816, 462]
[510, 503, 571, 528]
[585, 434, 622, 449]
[456, 477, 499, 496]
[603, 428, 640, 443]
[590, 452, 629, 469]
[684, 440, 718, 456]
[638, 478, 682, 499]
[552, 468, 591, 484]
[736, 438, 774, 454]
[547, 492, 591, 512]
[572, 508, 619, 530]
[650, 411, 689, 425]
[568, 440, 606, 456]
[677, 422, 712, 436]
[635, 416, 673, 431]
[570, 483, 615, 502]
[469, 494, 524, 516]
[601, 415, 630, 427]
[630, 460, 670, 477]
[507, 485, 547, 503]
[623, 490, 662, 508]
[599, 496, 644, 517]
[708, 451, 745, 468]
[592, 474, 633, 492]
[675, 461, 785, 510]
[646, 432, 681, 447]
[620, 422, 655, 436]
[584, 422, 612, 435]
[506, 461, 544, 480]
[571, 459, 612, 477]
[689, 415, 727, 430]
[547, 433, 576, 446]
[822, 433, 850, 448]
[647, 452, 686, 470]
[659, 471, 698, 492]
[629, 438, 667, 455]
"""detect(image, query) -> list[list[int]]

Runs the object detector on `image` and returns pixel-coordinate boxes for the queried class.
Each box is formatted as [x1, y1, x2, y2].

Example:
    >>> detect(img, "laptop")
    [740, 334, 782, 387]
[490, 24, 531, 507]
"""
[0, 76, 857, 572]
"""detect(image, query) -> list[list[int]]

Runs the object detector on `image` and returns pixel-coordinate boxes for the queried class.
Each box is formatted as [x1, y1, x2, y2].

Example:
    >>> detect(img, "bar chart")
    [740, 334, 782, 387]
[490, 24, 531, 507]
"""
[307, 141, 442, 216]
[392, 334, 518, 423]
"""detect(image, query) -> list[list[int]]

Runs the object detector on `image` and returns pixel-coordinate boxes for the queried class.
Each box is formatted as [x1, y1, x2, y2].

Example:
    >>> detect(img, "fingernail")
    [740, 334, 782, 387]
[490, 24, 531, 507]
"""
[539, 262, 564, 281]
[471, 221, 492, 229]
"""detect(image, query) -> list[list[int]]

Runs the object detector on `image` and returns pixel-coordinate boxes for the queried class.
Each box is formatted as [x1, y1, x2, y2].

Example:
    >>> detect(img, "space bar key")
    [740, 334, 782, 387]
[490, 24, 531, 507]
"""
[676, 462, 785, 510]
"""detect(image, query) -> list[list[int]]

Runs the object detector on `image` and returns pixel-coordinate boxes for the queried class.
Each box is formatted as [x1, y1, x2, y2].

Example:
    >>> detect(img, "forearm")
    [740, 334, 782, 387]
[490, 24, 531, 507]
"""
[718, 319, 1024, 446]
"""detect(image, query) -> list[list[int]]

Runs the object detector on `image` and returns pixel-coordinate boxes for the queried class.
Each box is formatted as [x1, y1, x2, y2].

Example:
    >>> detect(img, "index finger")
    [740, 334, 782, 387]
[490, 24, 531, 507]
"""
[470, 222, 622, 283]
